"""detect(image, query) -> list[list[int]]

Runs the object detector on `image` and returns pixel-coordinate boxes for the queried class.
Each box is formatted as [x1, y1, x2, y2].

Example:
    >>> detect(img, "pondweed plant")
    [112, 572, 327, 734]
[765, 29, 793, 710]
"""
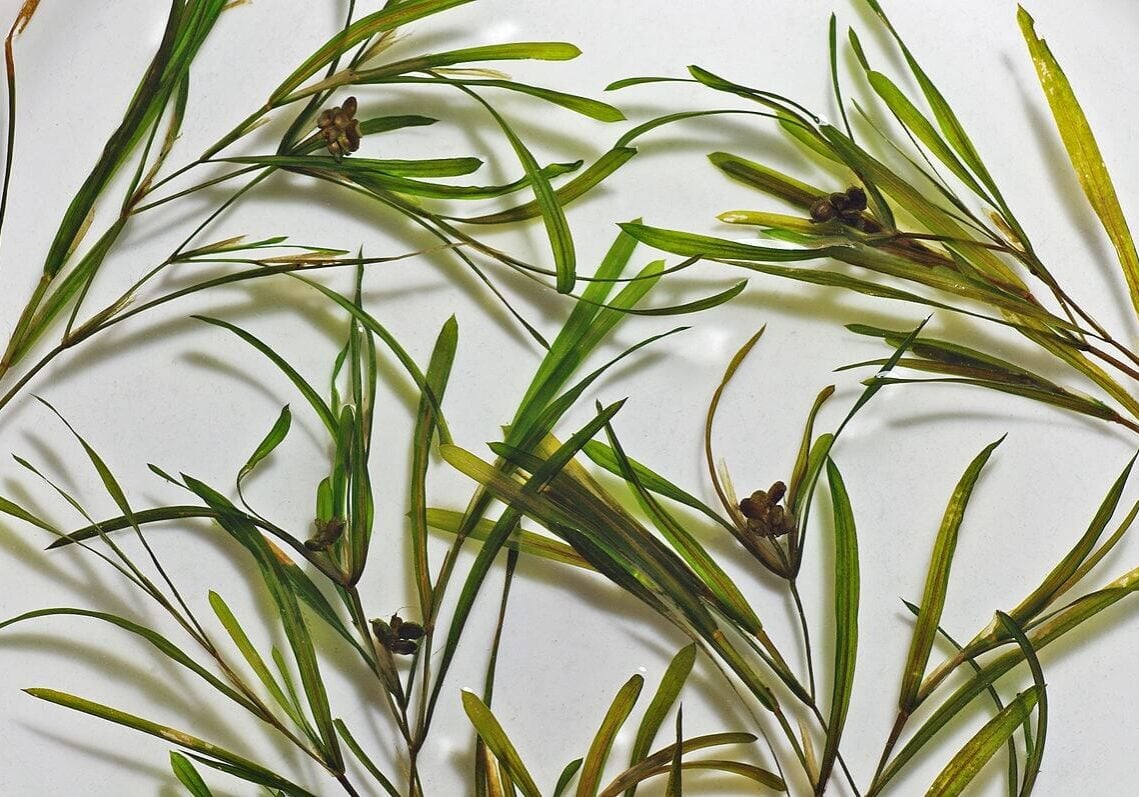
[3, 232, 778, 795]
[622, 2, 1139, 436]
[2, 1, 1139, 796]
[0, 0, 643, 416]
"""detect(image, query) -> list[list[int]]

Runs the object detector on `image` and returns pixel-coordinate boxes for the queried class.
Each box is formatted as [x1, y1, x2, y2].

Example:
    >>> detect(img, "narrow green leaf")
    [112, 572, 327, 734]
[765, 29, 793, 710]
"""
[665, 707, 682, 797]
[426, 508, 593, 570]
[181, 477, 343, 767]
[460, 87, 576, 292]
[869, 376, 1125, 427]
[352, 42, 582, 81]
[0, 607, 257, 713]
[787, 385, 836, 517]
[925, 687, 1040, 797]
[577, 675, 645, 797]
[901, 600, 1021, 796]
[995, 613, 1047, 797]
[586, 278, 746, 316]
[846, 325, 1057, 390]
[270, 0, 476, 102]
[456, 147, 637, 224]
[603, 419, 763, 634]
[554, 759, 584, 797]
[1007, 454, 1136, 626]
[355, 75, 625, 122]
[334, 719, 401, 797]
[208, 591, 304, 729]
[865, 70, 986, 199]
[627, 646, 696, 797]
[170, 751, 215, 797]
[898, 437, 1003, 714]
[818, 459, 859, 795]
[861, 0, 1025, 246]
[581, 442, 725, 526]
[708, 151, 821, 209]
[0, 495, 60, 534]
[462, 690, 542, 797]
[224, 154, 484, 178]
[1018, 7, 1139, 318]
[25, 688, 315, 796]
[196, 317, 335, 435]
[598, 733, 772, 797]
[621, 223, 826, 262]
[410, 316, 458, 613]
[238, 405, 291, 486]
[286, 275, 449, 443]
[878, 581, 1139, 791]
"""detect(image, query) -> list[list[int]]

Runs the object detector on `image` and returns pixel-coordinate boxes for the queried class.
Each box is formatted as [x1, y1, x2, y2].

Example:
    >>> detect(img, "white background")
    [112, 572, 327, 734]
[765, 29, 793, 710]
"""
[0, 1, 1137, 795]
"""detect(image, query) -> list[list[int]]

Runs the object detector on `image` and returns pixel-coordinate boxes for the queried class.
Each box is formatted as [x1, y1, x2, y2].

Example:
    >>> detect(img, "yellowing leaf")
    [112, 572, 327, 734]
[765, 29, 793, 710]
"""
[1019, 7, 1139, 319]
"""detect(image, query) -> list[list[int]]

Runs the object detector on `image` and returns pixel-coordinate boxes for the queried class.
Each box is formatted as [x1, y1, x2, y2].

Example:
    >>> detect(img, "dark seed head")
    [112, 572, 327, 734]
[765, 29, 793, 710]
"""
[305, 517, 345, 551]
[845, 186, 867, 211]
[738, 481, 796, 539]
[317, 96, 363, 158]
[810, 197, 837, 222]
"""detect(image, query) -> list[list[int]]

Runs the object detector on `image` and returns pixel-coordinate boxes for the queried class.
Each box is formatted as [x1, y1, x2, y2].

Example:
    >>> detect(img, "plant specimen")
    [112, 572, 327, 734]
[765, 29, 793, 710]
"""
[2, 0, 1139, 796]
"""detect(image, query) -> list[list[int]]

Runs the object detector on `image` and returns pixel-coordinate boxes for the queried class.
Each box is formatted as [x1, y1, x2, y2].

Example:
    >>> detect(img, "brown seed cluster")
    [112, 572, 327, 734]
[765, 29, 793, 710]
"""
[809, 186, 879, 232]
[305, 517, 345, 551]
[372, 613, 426, 656]
[317, 96, 362, 158]
[739, 481, 796, 539]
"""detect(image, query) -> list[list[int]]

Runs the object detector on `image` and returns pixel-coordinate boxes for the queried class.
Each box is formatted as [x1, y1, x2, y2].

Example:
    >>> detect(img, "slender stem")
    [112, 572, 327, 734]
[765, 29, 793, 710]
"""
[788, 578, 817, 701]
[805, 702, 863, 797]
[870, 710, 909, 795]
[131, 163, 262, 214]
[335, 773, 361, 797]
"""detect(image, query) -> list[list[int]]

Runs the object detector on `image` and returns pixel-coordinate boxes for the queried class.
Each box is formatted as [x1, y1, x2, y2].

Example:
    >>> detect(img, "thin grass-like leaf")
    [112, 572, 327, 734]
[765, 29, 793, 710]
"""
[665, 708, 682, 797]
[1018, 7, 1139, 319]
[554, 759, 584, 797]
[170, 750, 215, 797]
[817, 459, 858, 795]
[426, 508, 592, 570]
[25, 689, 315, 796]
[334, 720, 400, 797]
[462, 690, 542, 797]
[898, 437, 1003, 714]
[995, 612, 1047, 796]
[603, 421, 764, 634]
[208, 591, 307, 731]
[269, 0, 476, 103]
[598, 733, 773, 797]
[0, 607, 256, 712]
[902, 600, 1021, 796]
[626, 645, 696, 797]
[577, 675, 644, 797]
[925, 687, 1040, 797]
[875, 580, 1139, 793]
[197, 317, 335, 435]
[410, 316, 458, 613]
[181, 478, 343, 768]
[238, 405, 291, 487]
[458, 86, 576, 293]
[708, 151, 821, 209]
[581, 442, 725, 526]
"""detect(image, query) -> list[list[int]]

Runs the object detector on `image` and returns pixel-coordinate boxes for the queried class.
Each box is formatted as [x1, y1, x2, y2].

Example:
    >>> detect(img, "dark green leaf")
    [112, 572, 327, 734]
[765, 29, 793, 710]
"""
[819, 459, 859, 794]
